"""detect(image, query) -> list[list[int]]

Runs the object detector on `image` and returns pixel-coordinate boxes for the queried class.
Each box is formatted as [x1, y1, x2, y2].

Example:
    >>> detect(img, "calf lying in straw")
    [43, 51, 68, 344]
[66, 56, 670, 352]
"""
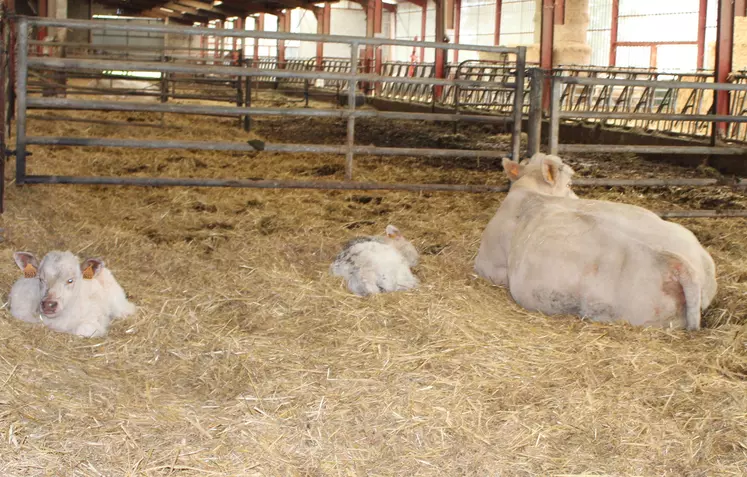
[331, 225, 420, 296]
[9, 251, 136, 338]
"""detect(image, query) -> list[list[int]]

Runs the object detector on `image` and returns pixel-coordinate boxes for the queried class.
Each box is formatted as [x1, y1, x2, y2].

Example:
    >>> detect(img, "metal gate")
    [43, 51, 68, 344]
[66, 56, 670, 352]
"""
[15, 16, 527, 193]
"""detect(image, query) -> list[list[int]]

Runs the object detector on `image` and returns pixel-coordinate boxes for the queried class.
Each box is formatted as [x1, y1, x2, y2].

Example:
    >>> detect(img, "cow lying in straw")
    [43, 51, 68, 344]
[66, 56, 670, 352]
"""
[474, 153, 717, 330]
[9, 251, 136, 338]
[331, 225, 420, 296]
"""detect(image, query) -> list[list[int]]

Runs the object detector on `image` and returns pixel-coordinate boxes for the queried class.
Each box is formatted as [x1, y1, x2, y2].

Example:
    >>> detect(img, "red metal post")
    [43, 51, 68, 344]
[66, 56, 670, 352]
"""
[315, 4, 330, 71]
[38, 0, 48, 49]
[420, 2, 426, 62]
[365, 0, 375, 79]
[215, 20, 223, 59]
[540, 0, 555, 111]
[434, 0, 447, 98]
[713, 0, 734, 140]
[609, 0, 619, 66]
[736, 0, 747, 16]
[494, 0, 502, 45]
[374, 0, 383, 76]
[697, 0, 708, 69]
[554, 0, 565, 25]
[254, 14, 264, 63]
[454, 0, 461, 62]
[649, 44, 657, 69]
[277, 11, 291, 68]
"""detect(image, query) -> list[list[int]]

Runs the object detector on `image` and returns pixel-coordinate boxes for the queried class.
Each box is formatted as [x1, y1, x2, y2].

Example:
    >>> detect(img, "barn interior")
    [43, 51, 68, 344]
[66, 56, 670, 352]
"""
[0, 0, 746, 475]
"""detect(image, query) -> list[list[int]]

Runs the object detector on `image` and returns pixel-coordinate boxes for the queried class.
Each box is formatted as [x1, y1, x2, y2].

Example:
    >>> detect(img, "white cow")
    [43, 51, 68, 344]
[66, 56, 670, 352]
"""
[331, 225, 419, 296]
[9, 251, 136, 338]
[85, 78, 160, 101]
[474, 153, 717, 330]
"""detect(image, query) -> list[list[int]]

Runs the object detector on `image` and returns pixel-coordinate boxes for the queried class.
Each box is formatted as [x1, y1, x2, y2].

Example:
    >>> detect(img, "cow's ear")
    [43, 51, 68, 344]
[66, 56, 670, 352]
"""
[502, 158, 524, 182]
[81, 258, 105, 279]
[14, 252, 39, 278]
[541, 159, 559, 185]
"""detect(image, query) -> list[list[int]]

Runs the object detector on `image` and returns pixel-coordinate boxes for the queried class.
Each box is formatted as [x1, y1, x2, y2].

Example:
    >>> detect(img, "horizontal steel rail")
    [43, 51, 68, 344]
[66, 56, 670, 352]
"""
[559, 112, 747, 122]
[26, 136, 509, 159]
[556, 75, 747, 91]
[29, 57, 516, 88]
[558, 144, 747, 155]
[23, 16, 525, 54]
[28, 98, 506, 123]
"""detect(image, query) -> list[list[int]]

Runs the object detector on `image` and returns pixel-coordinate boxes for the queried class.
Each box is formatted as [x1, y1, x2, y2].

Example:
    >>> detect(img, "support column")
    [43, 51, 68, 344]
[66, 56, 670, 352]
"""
[374, 0, 383, 75]
[434, 0, 447, 98]
[713, 0, 733, 140]
[420, 1, 426, 62]
[364, 0, 383, 89]
[493, 0, 501, 46]
[454, 0, 461, 62]
[553, 0, 589, 66]
[539, 0, 554, 111]
[609, 0, 618, 66]
[315, 4, 330, 70]
[697, 0, 707, 69]
[253, 14, 264, 64]
[277, 10, 291, 68]
[38, 0, 48, 50]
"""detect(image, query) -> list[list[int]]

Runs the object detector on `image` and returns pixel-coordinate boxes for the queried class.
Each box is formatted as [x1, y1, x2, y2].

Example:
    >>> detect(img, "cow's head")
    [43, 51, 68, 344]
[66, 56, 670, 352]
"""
[33, 251, 104, 318]
[503, 153, 577, 199]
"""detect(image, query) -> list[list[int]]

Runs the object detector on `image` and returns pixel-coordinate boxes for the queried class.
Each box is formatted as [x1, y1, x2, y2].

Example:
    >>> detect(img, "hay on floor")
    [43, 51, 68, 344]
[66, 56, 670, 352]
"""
[0, 91, 746, 476]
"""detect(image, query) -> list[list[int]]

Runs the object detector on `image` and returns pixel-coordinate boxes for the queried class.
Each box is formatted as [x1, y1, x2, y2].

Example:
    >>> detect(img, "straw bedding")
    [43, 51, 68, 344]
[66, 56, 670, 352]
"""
[0, 91, 746, 476]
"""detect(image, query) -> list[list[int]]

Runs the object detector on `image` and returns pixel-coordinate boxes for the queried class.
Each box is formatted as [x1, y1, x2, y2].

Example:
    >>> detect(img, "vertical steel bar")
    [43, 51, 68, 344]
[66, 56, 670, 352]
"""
[243, 75, 251, 131]
[15, 17, 28, 185]
[494, 0, 502, 46]
[714, 0, 734, 141]
[697, 0, 707, 69]
[511, 46, 526, 160]
[549, 79, 561, 156]
[528, 67, 543, 157]
[346, 41, 359, 180]
[610, 0, 619, 66]
[539, 0, 554, 112]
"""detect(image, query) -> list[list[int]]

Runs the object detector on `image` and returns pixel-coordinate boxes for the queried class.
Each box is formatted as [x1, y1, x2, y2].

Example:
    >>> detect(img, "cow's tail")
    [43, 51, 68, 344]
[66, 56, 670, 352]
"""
[659, 251, 702, 331]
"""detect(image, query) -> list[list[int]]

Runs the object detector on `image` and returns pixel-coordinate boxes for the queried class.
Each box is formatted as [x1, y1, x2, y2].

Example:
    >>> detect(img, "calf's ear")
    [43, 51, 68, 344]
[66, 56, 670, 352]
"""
[81, 258, 105, 279]
[541, 159, 560, 185]
[386, 225, 402, 239]
[14, 252, 39, 278]
[502, 158, 524, 182]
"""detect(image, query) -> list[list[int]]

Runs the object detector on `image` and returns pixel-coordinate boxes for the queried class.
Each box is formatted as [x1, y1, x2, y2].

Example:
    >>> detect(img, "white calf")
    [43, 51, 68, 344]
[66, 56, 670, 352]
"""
[9, 251, 136, 338]
[331, 225, 419, 296]
[474, 153, 717, 330]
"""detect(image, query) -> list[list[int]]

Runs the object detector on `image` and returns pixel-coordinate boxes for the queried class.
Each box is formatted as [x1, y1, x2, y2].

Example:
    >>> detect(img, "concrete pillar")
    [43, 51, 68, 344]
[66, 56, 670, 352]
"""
[48, 0, 68, 42]
[553, 0, 590, 65]
[733, 16, 747, 70]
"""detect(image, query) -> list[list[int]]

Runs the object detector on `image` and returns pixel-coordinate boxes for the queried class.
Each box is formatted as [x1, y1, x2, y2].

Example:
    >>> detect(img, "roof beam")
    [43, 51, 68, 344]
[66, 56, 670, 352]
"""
[177, 0, 248, 17]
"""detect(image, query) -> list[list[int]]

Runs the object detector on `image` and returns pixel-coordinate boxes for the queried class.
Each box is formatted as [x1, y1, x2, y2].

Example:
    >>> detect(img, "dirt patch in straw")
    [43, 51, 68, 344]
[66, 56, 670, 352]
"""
[0, 91, 746, 476]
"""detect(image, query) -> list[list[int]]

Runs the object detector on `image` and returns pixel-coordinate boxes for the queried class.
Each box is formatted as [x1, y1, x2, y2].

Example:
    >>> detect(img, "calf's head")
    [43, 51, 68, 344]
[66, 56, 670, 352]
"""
[386, 225, 419, 267]
[503, 153, 577, 199]
[30, 251, 104, 318]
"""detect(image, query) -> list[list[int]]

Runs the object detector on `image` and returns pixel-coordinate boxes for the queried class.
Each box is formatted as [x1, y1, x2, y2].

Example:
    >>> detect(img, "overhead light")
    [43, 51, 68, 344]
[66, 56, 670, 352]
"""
[227, 16, 238, 20]
[213, 0, 222, 5]
[159, 7, 174, 12]
[382, 0, 396, 4]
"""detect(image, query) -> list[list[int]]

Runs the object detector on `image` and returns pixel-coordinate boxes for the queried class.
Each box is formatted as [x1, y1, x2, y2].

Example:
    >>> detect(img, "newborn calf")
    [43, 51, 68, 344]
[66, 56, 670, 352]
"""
[331, 225, 419, 296]
[9, 251, 136, 338]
